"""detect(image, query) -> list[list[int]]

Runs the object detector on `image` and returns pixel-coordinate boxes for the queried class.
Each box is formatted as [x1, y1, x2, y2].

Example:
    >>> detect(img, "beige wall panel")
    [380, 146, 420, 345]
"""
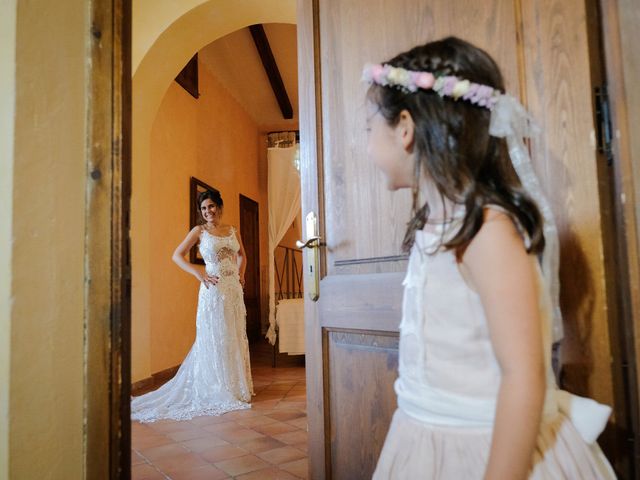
[10, 0, 87, 477]
[0, 1, 16, 477]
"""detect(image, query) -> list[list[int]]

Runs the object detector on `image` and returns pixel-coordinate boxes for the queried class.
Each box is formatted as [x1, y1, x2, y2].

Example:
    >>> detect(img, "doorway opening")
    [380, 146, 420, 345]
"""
[127, 13, 308, 480]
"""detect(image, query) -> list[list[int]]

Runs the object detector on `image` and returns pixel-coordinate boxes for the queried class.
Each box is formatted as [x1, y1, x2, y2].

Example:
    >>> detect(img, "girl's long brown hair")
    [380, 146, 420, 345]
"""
[368, 37, 544, 258]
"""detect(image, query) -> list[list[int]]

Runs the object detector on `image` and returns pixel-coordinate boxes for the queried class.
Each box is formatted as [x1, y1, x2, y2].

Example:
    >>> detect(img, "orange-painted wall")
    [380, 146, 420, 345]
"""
[134, 63, 268, 378]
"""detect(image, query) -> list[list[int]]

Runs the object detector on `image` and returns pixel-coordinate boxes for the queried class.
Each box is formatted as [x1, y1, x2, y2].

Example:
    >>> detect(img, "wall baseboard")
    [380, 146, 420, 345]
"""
[131, 364, 180, 396]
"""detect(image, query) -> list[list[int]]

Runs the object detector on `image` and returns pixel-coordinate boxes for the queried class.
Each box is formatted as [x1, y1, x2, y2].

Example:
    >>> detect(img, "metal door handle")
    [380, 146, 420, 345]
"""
[296, 236, 322, 249]
[301, 212, 320, 301]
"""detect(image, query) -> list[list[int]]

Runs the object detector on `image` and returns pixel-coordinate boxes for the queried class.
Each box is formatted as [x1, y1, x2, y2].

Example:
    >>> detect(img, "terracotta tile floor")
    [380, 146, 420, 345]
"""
[132, 343, 307, 480]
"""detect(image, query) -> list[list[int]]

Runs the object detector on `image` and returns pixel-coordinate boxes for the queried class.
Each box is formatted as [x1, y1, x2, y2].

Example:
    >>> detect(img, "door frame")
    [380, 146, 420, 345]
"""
[85, 0, 640, 479]
[85, 0, 131, 478]
[239, 193, 262, 342]
[296, 0, 327, 477]
[597, 0, 640, 474]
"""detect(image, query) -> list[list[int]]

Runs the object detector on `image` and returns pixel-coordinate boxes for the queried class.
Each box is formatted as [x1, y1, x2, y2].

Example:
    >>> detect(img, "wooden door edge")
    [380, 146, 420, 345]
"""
[85, 0, 132, 478]
[297, 0, 327, 478]
[597, 0, 640, 474]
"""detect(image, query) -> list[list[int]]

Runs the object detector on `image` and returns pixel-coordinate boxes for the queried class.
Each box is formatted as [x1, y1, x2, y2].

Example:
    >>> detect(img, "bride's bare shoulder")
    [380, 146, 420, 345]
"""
[219, 224, 234, 235]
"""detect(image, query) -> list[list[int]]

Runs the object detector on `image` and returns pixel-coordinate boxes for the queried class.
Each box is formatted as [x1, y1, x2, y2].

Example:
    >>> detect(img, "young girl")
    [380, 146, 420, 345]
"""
[364, 37, 616, 479]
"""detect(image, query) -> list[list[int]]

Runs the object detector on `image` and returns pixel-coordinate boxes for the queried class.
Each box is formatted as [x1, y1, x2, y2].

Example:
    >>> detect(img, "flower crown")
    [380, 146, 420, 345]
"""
[362, 63, 501, 110]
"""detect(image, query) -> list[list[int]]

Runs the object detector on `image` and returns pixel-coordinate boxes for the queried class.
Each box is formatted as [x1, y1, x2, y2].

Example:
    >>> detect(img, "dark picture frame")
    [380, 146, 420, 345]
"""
[189, 176, 218, 264]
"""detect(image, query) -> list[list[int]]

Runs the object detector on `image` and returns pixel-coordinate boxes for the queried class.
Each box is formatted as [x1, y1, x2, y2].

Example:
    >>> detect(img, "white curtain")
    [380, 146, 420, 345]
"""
[266, 144, 301, 344]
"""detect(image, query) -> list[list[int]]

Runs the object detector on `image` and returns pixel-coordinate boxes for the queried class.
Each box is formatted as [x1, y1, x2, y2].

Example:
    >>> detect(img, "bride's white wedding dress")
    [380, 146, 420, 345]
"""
[131, 226, 254, 423]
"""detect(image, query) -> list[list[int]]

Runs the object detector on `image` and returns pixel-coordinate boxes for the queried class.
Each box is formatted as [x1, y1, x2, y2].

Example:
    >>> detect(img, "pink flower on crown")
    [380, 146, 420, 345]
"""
[415, 72, 435, 89]
[376, 65, 389, 85]
[360, 62, 500, 109]
[371, 64, 386, 84]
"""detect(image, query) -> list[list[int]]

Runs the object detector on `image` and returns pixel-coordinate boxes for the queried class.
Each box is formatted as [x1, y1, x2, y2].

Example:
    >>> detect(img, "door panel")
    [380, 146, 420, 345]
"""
[299, 1, 522, 477]
[519, 0, 615, 410]
[326, 329, 399, 480]
[319, 0, 520, 276]
[298, 0, 617, 478]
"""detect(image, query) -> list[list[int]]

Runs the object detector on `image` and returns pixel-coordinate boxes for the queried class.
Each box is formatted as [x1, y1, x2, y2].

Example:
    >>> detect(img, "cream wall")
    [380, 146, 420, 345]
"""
[4, 0, 86, 478]
[135, 64, 267, 378]
[0, 1, 16, 477]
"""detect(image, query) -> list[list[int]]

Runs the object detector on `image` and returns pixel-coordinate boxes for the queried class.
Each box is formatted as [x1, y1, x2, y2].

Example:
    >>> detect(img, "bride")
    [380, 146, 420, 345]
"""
[131, 189, 254, 423]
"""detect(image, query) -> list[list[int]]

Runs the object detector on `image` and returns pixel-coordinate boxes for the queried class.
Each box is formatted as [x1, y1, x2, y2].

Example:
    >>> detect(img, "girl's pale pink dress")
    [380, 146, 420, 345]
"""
[373, 213, 616, 479]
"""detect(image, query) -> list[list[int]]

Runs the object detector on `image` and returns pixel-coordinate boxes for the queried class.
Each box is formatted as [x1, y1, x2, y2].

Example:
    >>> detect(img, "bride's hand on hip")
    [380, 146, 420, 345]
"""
[195, 269, 219, 288]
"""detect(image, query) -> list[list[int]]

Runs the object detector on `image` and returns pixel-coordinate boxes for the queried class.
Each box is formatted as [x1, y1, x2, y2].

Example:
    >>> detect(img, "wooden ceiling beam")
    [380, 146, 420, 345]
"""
[249, 24, 293, 119]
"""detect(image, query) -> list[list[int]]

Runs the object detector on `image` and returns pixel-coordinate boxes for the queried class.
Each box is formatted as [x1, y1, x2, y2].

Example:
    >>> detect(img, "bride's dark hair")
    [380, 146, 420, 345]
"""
[198, 189, 223, 209]
[367, 36, 544, 258]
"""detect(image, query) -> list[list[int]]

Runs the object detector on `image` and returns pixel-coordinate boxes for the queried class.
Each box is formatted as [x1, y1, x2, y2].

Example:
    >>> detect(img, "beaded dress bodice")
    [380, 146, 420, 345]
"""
[199, 227, 240, 282]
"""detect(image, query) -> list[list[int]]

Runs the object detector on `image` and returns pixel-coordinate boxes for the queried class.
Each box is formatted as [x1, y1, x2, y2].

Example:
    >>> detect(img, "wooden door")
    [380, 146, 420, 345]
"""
[239, 194, 261, 343]
[298, 0, 622, 478]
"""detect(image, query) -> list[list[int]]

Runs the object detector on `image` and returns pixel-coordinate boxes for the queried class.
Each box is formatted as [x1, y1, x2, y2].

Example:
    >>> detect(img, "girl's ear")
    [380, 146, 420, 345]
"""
[396, 109, 416, 151]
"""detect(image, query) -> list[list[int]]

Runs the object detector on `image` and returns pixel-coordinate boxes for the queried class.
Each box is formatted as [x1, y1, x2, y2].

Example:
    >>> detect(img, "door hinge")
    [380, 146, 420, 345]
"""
[594, 85, 614, 166]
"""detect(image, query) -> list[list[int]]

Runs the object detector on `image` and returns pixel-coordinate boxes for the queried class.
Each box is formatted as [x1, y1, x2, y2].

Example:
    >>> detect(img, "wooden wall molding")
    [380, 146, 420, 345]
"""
[131, 365, 180, 396]
[334, 255, 408, 267]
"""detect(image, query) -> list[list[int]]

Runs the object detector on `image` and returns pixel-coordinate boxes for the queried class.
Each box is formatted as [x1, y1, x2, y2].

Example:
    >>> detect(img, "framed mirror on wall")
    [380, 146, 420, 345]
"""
[189, 176, 218, 265]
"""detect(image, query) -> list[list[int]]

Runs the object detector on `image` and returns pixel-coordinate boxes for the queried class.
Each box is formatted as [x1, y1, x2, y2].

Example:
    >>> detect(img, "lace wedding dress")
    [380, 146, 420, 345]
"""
[131, 226, 254, 423]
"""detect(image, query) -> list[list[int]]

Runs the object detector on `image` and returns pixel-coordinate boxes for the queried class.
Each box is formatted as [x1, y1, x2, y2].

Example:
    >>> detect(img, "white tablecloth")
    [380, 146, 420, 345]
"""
[276, 298, 305, 355]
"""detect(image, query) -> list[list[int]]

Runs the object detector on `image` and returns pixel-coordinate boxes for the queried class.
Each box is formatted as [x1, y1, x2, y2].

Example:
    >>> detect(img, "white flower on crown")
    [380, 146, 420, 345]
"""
[452, 80, 471, 99]
[387, 67, 410, 86]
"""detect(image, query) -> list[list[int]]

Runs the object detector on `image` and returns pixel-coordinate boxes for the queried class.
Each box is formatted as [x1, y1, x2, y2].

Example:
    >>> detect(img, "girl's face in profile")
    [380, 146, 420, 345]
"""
[200, 199, 218, 223]
[365, 101, 414, 191]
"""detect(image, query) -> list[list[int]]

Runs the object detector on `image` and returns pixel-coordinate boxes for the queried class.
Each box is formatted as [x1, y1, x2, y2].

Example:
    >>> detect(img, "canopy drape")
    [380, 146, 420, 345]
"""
[265, 142, 300, 344]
